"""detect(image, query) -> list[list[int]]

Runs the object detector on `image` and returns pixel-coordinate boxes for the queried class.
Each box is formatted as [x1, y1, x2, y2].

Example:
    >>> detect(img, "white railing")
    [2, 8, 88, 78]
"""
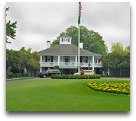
[80, 63, 88, 67]
[41, 62, 58, 67]
[40, 62, 103, 67]
[80, 63, 102, 67]
[59, 62, 76, 67]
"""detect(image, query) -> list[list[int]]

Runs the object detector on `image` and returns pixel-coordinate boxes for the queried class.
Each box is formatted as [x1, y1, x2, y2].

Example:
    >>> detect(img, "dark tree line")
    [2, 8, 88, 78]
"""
[6, 47, 40, 78]
[102, 43, 130, 76]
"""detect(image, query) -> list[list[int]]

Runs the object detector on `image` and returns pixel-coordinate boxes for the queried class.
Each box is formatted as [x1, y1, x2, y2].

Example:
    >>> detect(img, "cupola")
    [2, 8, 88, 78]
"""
[59, 35, 72, 44]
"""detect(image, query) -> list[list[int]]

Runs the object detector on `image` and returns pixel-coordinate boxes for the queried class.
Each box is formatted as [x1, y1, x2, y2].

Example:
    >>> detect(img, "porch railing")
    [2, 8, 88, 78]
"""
[41, 62, 58, 67]
[59, 62, 76, 67]
[40, 62, 102, 67]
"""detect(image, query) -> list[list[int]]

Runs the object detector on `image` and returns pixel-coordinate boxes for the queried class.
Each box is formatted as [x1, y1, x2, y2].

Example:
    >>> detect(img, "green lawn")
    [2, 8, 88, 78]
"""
[6, 78, 130, 111]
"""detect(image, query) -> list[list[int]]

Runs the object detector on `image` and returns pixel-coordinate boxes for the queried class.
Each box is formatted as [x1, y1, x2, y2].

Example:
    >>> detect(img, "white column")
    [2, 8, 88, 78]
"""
[75, 56, 77, 67]
[40, 67, 42, 72]
[92, 56, 94, 71]
[58, 55, 60, 66]
[40, 55, 42, 72]
[108, 68, 110, 75]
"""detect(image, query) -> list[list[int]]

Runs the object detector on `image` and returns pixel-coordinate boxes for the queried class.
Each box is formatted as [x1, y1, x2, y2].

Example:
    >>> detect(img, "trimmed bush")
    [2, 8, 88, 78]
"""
[6, 73, 32, 79]
[51, 74, 100, 79]
[87, 81, 130, 95]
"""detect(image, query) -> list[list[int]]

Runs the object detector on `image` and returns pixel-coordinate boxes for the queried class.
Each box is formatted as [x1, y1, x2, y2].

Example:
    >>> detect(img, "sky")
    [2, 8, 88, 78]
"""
[6, 2, 130, 52]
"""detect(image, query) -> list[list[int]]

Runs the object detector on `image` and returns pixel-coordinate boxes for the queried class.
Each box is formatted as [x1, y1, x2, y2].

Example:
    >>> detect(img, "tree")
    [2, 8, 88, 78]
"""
[52, 26, 107, 55]
[102, 43, 130, 76]
[6, 7, 17, 43]
[6, 49, 21, 73]
[6, 48, 40, 77]
[111, 43, 129, 55]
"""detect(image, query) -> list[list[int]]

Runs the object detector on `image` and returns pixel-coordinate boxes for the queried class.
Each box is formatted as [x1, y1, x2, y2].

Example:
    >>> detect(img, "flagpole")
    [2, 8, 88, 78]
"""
[77, 2, 81, 75]
[78, 24, 80, 75]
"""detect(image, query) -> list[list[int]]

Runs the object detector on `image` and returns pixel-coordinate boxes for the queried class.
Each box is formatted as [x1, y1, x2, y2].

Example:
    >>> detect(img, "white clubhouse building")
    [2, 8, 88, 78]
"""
[39, 35, 103, 74]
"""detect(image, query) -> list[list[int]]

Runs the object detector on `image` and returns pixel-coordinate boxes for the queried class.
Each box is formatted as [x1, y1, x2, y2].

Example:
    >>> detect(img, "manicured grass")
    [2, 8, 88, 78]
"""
[6, 78, 130, 111]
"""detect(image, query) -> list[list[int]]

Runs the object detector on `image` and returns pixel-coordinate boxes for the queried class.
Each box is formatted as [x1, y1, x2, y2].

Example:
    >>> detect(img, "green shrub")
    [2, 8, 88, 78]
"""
[6, 73, 32, 79]
[51, 74, 100, 79]
[51, 74, 54, 79]
[69, 74, 74, 79]
[87, 82, 130, 95]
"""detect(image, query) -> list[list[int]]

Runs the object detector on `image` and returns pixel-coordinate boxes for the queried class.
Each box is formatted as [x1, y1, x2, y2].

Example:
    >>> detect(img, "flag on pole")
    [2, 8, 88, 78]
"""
[78, 2, 82, 25]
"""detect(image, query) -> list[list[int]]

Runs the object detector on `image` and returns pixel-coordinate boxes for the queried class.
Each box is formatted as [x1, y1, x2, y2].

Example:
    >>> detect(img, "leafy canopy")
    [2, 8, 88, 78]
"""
[6, 7, 17, 43]
[111, 43, 129, 55]
[102, 43, 130, 69]
[51, 26, 107, 55]
[6, 47, 40, 74]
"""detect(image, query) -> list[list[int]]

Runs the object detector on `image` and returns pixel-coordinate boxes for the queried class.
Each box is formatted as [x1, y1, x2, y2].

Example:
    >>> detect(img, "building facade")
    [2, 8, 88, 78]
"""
[39, 35, 103, 74]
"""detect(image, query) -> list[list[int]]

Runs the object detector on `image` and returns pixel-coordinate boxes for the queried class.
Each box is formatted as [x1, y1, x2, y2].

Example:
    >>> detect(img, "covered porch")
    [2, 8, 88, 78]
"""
[40, 55, 102, 70]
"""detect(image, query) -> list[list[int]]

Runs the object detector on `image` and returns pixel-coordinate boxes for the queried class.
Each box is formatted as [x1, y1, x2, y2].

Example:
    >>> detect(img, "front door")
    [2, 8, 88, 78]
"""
[64, 57, 70, 65]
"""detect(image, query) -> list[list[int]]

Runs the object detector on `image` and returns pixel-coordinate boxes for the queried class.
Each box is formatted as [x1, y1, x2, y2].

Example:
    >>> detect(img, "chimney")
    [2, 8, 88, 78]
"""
[79, 43, 83, 49]
[47, 41, 51, 48]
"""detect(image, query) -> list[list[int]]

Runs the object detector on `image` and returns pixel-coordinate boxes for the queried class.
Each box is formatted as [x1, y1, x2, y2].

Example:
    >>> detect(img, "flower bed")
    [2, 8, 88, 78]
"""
[87, 81, 130, 95]
[51, 74, 100, 79]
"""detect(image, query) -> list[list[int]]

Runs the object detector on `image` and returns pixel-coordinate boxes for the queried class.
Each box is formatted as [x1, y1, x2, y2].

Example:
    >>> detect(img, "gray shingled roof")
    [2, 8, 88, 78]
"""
[39, 44, 101, 57]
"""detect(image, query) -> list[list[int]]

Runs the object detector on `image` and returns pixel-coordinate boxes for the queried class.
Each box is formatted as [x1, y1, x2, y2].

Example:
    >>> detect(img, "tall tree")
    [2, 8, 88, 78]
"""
[111, 43, 129, 55]
[6, 7, 17, 43]
[6, 49, 21, 73]
[102, 43, 130, 76]
[6, 48, 40, 76]
[52, 26, 107, 55]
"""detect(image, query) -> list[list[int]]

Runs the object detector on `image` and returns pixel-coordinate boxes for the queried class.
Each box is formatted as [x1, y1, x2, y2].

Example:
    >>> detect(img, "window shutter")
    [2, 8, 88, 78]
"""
[51, 56, 53, 62]
[80, 56, 82, 62]
[42, 55, 44, 62]
[45, 56, 47, 62]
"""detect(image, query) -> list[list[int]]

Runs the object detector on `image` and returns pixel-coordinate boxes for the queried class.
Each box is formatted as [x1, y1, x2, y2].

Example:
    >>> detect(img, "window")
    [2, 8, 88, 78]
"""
[47, 56, 51, 62]
[45, 56, 53, 62]
[98, 59, 101, 63]
[80, 56, 88, 63]
[82, 56, 88, 63]
[95, 59, 97, 63]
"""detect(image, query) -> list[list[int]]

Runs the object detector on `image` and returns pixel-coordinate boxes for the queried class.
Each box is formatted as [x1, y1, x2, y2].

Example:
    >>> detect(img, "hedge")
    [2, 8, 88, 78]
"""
[6, 73, 32, 79]
[87, 81, 130, 95]
[51, 74, 100, 79]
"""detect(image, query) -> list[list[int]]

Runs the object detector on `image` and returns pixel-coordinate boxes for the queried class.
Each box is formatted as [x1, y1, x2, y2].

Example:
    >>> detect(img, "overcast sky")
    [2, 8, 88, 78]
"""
[6, 2, 130, 52]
